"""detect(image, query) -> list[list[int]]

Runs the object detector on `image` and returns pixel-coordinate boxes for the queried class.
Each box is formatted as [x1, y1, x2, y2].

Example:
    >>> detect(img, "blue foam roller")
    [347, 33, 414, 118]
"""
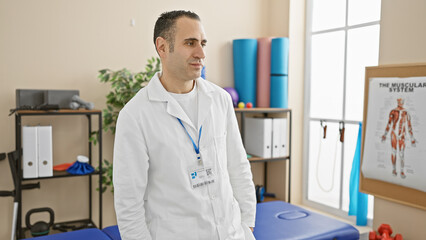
[270, 76, 288, 108]
[233, 39, 257, 106]
[271, 37, 289, 75]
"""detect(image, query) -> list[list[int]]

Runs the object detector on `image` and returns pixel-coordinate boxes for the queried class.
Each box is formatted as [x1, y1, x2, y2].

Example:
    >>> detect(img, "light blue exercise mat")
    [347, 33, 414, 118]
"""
[270, 76, 288, 108]
[271, 37, 289, 108]
[271, 37, 289, 75]
[233, 39, 257, 107]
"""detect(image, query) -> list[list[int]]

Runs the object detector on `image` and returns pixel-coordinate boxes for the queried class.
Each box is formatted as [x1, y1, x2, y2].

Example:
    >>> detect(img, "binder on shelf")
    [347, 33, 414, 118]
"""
[272, 119, 280, 158]
[244, 117, 272, 158]
[272, 118, 288, 158]
[38, 126, 53, 177]
[278, 118, 288, 157]
[23, 126, 38, 178]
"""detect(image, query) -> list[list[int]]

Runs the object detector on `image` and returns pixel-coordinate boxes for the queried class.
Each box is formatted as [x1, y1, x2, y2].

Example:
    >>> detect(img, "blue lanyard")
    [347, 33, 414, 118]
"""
[177, 118, 203, 162]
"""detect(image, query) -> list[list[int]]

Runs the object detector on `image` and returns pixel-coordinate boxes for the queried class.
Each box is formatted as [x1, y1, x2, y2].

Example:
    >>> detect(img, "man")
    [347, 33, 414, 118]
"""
[113, 10, 256, 240]
[381, 98, 416, 178]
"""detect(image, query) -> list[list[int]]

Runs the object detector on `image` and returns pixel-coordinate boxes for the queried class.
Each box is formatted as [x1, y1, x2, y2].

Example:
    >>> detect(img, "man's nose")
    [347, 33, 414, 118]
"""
[193, 43, 205, 60]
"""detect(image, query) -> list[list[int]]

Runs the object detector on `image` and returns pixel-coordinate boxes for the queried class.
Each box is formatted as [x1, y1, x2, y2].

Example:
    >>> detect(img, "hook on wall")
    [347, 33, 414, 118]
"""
[320, 120, 327, 139]
[339, 121, 345, 142]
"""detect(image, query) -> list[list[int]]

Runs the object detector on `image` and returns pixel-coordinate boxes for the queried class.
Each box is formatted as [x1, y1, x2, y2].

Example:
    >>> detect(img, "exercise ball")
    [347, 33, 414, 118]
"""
[224, 87, 239, 107]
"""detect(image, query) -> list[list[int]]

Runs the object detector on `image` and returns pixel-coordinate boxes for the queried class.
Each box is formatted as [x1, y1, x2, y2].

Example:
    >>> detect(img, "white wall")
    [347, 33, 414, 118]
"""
[374, 0, 426, 238]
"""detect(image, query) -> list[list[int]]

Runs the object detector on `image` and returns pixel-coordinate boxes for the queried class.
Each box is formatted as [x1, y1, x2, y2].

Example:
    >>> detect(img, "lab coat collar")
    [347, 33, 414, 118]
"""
[147, 72, 214, 131]
[196, 77, 213, 130]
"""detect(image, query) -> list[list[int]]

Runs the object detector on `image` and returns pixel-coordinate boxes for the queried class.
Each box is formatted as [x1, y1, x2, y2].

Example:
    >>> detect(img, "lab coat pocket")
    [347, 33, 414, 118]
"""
[242, 222, 256, 240]
[214, 132, 228, 171]
[156, 217, 199, 240]
[232, 199, 242, 228]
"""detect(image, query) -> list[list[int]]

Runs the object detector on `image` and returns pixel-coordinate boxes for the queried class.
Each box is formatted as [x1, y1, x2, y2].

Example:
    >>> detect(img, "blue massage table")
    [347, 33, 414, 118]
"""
[25, 201, 359, 240]
[24, 228, 113, 240]
[253, 201, 359, 240]
[24, 226, 121, 240]
[102, 225, 121, 240]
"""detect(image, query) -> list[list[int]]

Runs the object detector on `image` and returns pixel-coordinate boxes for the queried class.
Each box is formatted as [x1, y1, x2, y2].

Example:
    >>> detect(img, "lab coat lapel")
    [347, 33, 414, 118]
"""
[196, 78, 213, 130]
[147, 73, 195, 130]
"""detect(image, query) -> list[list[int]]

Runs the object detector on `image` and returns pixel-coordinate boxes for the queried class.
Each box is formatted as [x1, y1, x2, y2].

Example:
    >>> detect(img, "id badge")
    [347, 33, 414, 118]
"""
[189, 166, 216, 189]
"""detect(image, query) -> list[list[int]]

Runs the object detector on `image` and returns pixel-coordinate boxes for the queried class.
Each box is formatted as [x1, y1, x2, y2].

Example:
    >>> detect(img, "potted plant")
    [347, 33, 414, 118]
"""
[94, 57, 161, 193]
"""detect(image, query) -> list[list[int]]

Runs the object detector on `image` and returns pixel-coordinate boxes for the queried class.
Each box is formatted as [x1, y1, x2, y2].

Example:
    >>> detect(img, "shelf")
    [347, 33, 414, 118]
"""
[248, 156, 290, 163]
[234, 107, 291, 113]
[22, 170, 101, 181]
[236, 108, 292, 203]
[20, 219, 97, 239]
[14, 108, 104, 239]
[16, 109, 101, 116]
[262, 196, 279, 202]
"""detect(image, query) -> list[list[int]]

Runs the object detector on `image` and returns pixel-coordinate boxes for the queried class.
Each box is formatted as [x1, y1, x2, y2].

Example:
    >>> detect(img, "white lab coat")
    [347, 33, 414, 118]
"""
[113, 72, 256, 240]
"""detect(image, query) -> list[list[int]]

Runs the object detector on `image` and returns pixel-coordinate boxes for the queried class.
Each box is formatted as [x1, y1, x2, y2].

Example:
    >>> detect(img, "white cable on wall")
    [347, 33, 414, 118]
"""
[315, 126, 340, 193]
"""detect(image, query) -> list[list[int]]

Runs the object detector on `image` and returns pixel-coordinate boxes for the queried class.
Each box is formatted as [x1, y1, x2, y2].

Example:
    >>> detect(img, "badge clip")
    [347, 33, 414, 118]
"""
[197, 153, 202, 165]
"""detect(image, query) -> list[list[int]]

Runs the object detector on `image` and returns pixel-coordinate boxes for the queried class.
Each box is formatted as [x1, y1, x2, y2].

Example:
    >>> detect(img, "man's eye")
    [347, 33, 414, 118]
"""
[186, 42, 194, 46]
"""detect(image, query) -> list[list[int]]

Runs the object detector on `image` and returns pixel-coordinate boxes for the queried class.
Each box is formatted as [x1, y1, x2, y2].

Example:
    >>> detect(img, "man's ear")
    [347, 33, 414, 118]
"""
[156, 37, 168, 57]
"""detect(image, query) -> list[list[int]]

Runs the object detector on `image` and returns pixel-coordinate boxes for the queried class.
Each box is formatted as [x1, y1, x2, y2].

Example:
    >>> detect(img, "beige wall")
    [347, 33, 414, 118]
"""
[256, 0, 305, 205]
[287, 0, 305, 205]
[249, 0, 306, 205]
[0, 0, 301, 238]
[374, 0, 426, 239]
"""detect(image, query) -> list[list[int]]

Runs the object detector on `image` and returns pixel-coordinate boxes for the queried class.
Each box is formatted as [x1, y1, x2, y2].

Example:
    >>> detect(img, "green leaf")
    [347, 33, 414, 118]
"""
[95, 56, 161, 188]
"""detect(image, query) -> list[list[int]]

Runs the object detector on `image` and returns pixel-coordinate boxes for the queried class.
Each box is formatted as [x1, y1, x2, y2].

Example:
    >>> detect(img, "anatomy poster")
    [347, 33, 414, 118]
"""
[362, 76, 426, 192]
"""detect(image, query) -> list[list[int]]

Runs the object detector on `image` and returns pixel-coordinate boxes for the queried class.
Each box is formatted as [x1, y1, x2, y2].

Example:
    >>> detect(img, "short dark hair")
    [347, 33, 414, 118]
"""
[153, 10, 201, 52]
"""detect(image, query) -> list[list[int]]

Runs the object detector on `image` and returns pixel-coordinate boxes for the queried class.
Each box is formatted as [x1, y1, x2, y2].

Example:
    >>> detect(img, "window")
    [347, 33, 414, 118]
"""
[304, 0, 381, 222]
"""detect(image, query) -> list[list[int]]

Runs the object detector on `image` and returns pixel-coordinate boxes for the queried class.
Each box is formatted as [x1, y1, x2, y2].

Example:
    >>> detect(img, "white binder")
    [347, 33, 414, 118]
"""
[23, 126, 38, 178]
[279, 118, 287, 157]
[38, 126, 53, 177]
[272, 118, 288, 158]
[244, 117, 272, 158]
[272, 119, 280, 158]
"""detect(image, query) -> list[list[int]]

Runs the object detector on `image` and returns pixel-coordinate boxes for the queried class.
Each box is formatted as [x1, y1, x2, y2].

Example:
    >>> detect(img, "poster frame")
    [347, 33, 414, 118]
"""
[361, 63, 426, 210]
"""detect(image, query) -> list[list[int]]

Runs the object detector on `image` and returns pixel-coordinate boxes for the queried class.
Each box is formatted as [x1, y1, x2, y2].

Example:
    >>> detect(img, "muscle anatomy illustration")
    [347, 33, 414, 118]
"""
[381, 98, 417, 178]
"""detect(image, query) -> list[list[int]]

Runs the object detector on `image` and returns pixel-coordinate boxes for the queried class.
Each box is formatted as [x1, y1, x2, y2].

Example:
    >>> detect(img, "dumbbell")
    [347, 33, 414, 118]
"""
[378, 224, 393, 239]
[369, 224, 404, 240]
[69, 95, 94, 110]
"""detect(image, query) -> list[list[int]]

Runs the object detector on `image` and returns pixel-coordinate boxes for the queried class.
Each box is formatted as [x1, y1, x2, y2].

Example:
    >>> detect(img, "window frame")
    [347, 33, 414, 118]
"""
[303, 0, 380, 225]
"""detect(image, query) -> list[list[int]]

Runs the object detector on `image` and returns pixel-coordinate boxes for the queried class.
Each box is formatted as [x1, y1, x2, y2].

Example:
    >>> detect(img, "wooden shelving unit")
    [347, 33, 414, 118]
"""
[235, 108, 292, 203]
